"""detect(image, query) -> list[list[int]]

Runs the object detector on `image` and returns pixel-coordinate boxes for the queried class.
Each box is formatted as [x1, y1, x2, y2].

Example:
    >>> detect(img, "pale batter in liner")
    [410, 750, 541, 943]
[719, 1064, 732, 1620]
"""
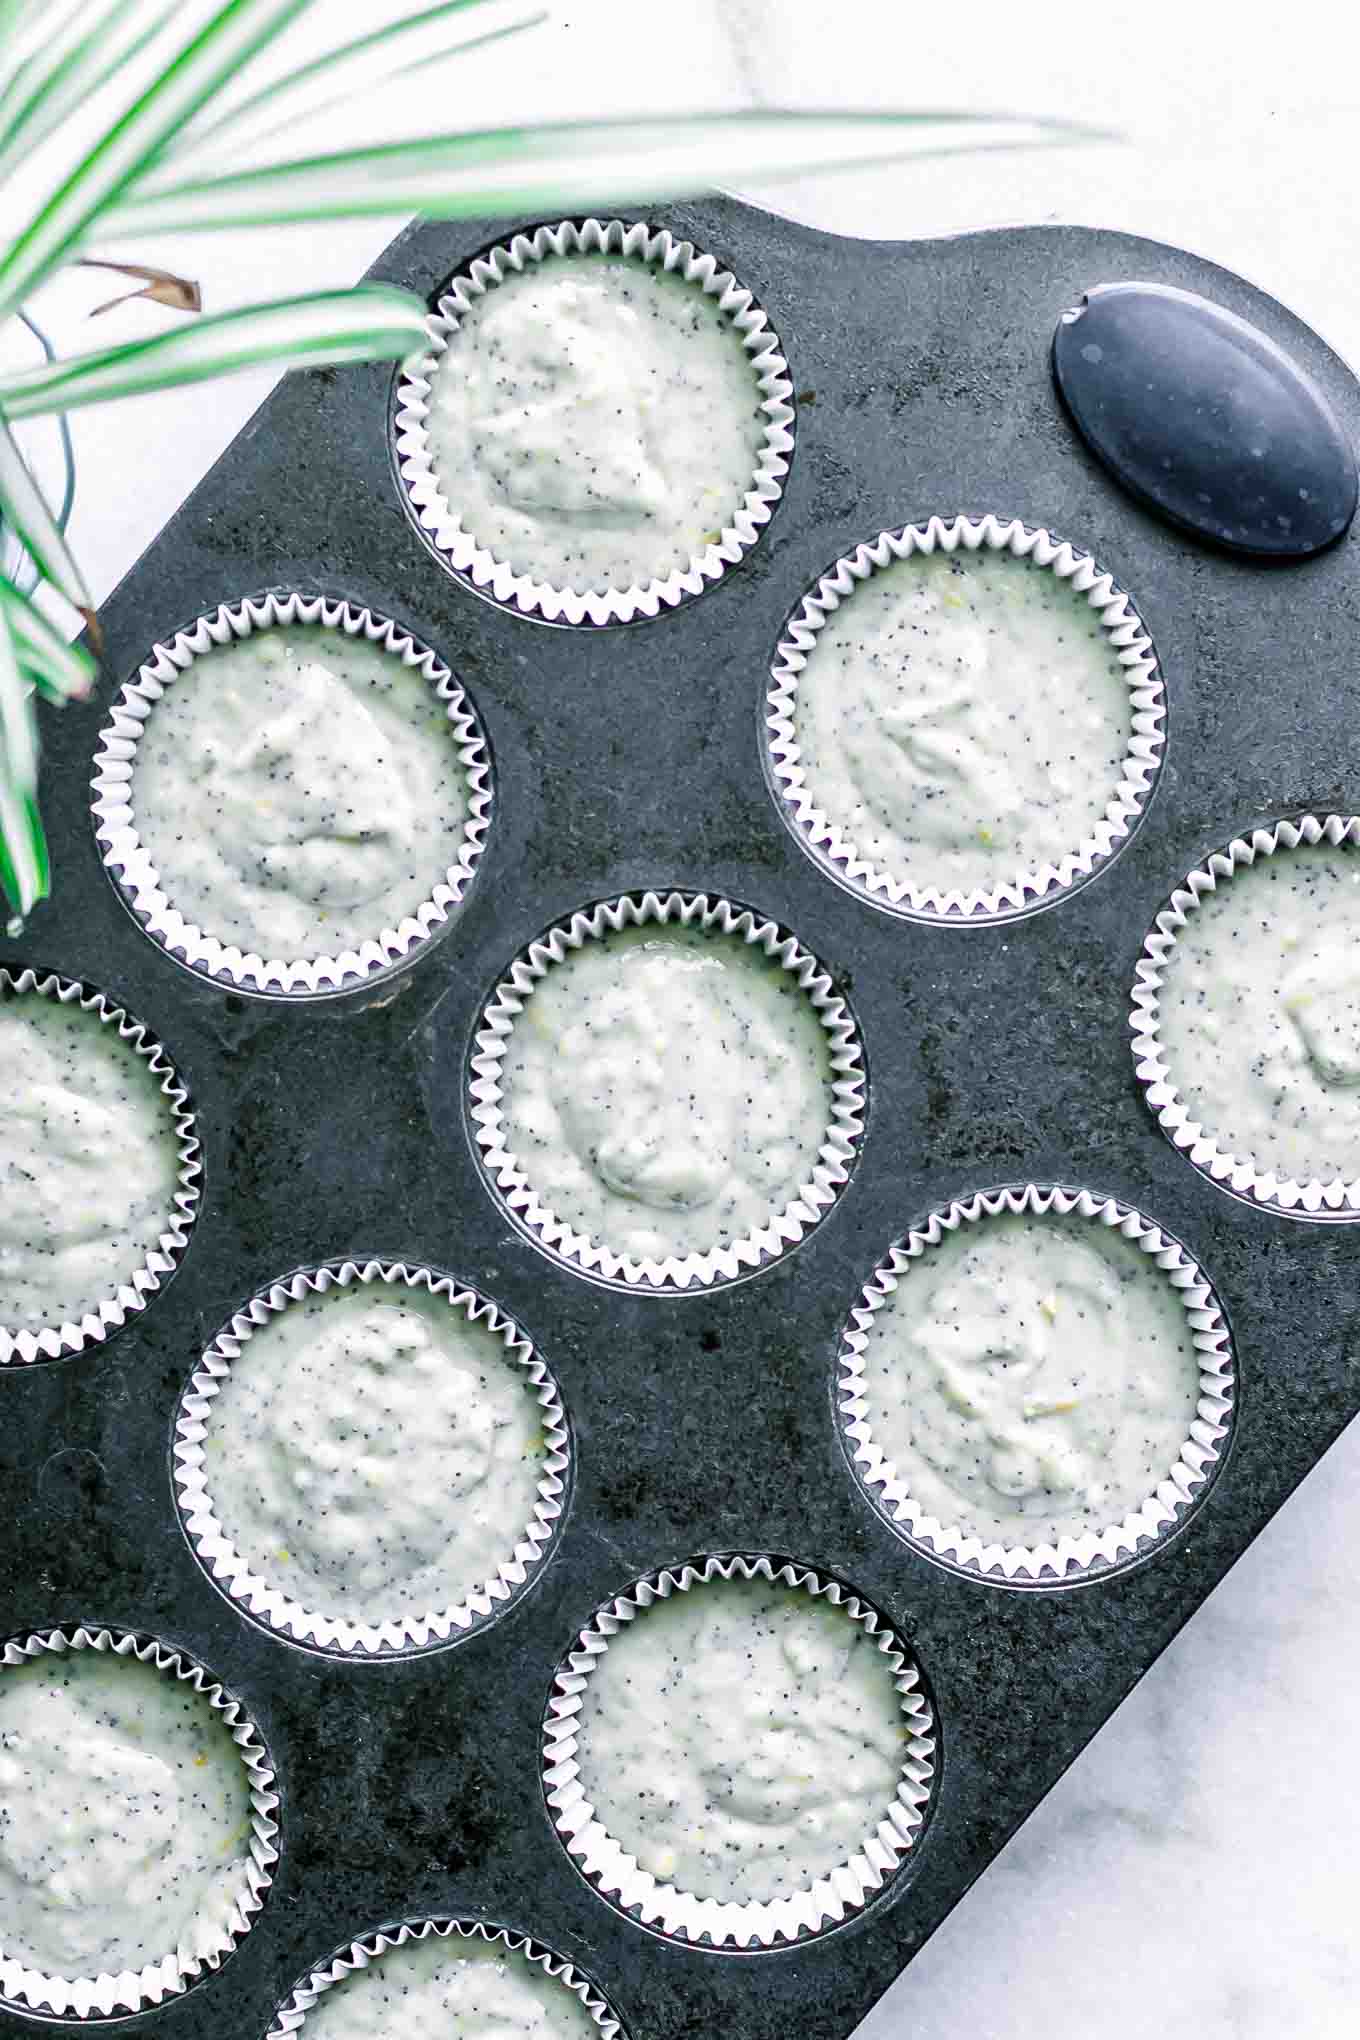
[396, 218, 794, 626]
[271, 1921, 617, 2040]
[0, 1629, 277, 2021]
[1146, 827, 1360, 1194]
[93, 593, 492, 995]
[0, 972, 199, 1364]
[840, 1187, 1235, 1581]
[767, 515, 1165, 920]
[543, 1555, 935, 1948]
[175, 1264, 570, 1656]
[472, 894, 865, 1289]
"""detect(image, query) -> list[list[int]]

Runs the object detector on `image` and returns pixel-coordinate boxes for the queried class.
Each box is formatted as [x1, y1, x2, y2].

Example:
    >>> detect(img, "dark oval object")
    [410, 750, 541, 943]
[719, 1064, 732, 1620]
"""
[1053, 281, 1358, 559]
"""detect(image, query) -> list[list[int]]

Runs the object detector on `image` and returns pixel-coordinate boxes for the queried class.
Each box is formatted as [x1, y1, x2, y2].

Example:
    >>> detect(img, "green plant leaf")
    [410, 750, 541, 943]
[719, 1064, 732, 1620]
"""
[0, 421, 96, 634]
[108, 108, 1109, 235]
[0, 604, 35, 789]
[0, 0, 323, 316]
[0, 0, 38, 54]
[0, 0, 179, 191]
[179, 0, 544, 166]
[0, 283, 429, 416]
[0, 603, 46, 923]
[0, 578, 96, 703]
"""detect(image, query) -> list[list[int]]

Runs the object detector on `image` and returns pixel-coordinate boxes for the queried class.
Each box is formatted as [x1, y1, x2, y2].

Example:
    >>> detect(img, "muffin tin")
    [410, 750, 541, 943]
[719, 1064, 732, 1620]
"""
[4, 196, 1360, 2040]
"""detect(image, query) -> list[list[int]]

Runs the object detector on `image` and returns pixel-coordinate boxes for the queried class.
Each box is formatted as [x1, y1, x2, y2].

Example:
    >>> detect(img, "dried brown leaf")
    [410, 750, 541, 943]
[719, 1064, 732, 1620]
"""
[78, 256, 201, 317]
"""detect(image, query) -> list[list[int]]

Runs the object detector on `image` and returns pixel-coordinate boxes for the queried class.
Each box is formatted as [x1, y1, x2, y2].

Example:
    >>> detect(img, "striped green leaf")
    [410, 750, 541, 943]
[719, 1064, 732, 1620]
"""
[0, 0, 179, 189]
[0, 603, 46, 923]
[0, 283, 429, 417]
[108, 108, 1106, 236]
[0, 421, 94, 625]
[0, 0, 39, 53]
[0, 578, 96, 703]
[0, 0, 321, 316]
[0, 602, 35, 791]
[179, 0, 543, 167]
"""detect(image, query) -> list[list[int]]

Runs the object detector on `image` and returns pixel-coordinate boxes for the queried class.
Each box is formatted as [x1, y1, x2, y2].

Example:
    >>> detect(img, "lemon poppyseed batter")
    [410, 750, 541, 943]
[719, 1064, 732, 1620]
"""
[497, 922, 834, 1265]
[1, 990, 180, 1335]
[130, 625, 469, 962]
[424, 251, 766, 596]
[200, 1283, 546, 1631]
[859, 1211, 1200, 1547]
[575, 1575, 905, 1906]
[1155, 841, 1360, 1187]
[295, 1934, 599, 2040]
[0, 1648, 253, 1980]
[792, 547, 1134, 897]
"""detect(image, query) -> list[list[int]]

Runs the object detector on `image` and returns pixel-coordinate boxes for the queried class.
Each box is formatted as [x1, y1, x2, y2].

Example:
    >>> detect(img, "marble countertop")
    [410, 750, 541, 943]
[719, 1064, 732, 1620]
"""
[23, 5, 1360, 2034]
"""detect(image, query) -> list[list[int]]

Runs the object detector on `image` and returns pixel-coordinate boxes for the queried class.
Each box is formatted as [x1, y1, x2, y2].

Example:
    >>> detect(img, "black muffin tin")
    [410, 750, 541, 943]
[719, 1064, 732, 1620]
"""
[5, 196, 1360, 2040]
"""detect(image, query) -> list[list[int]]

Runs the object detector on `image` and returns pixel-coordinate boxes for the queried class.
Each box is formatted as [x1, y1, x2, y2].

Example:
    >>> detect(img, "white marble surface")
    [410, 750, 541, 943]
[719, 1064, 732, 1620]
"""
[24, 5, 1360, 2034]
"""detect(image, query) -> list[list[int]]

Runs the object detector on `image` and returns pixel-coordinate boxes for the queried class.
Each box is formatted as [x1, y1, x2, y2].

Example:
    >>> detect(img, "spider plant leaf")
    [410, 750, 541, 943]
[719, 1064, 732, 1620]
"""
[0, 774, 47, 926]
[0, 0, 38, 54]
[0, 0, 87, 118]
[0, 605, 35, 791]
[78, 257, 202, 316]
[108, 108, 1110, 235]
[0, 0, 179, 191]
[0, 0, 323, 316]
[0, 604, 46, 922]
[0, 284, 429, 417]
[0, 577, 96, 702]
[179, 0, 544, 167]
[0, 421, 97, 642]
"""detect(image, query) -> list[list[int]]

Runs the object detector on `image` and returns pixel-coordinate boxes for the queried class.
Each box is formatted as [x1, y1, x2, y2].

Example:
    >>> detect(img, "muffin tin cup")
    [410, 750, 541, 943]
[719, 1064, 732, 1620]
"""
[394, 215, 796, 627]
[0, 1624, 279, 2020]
[765, 513, 1167, 922]
[172, 1261, 572, 1657]
[1132, 812, 1360, 1219]
[542, 1553, 935, 1951]
[91, 590, 493, 997]
[0, 969, 202, 1366]
[836, 1185, 1235, 1585]
[267, 1916, 624, 2037]
[469, 890, 866, 1291]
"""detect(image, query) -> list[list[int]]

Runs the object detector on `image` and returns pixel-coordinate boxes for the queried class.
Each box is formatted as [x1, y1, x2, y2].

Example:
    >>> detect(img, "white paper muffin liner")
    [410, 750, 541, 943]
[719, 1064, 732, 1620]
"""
[0, 969, 202, 1366]
[92, 591, 493, 996]
[0, 1624, 279, 2019]
[765, 514, 1167, 921]
[173, 1260, 571, 1656]
[839, 1184, 1235, 1584]
[394, 216, 795, 626]
[1132, 812, 1360, 1219]
[470, 891, 866, 1290]
[543, 1553, 935, 1949]
[267, 1916, 623, 2038]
